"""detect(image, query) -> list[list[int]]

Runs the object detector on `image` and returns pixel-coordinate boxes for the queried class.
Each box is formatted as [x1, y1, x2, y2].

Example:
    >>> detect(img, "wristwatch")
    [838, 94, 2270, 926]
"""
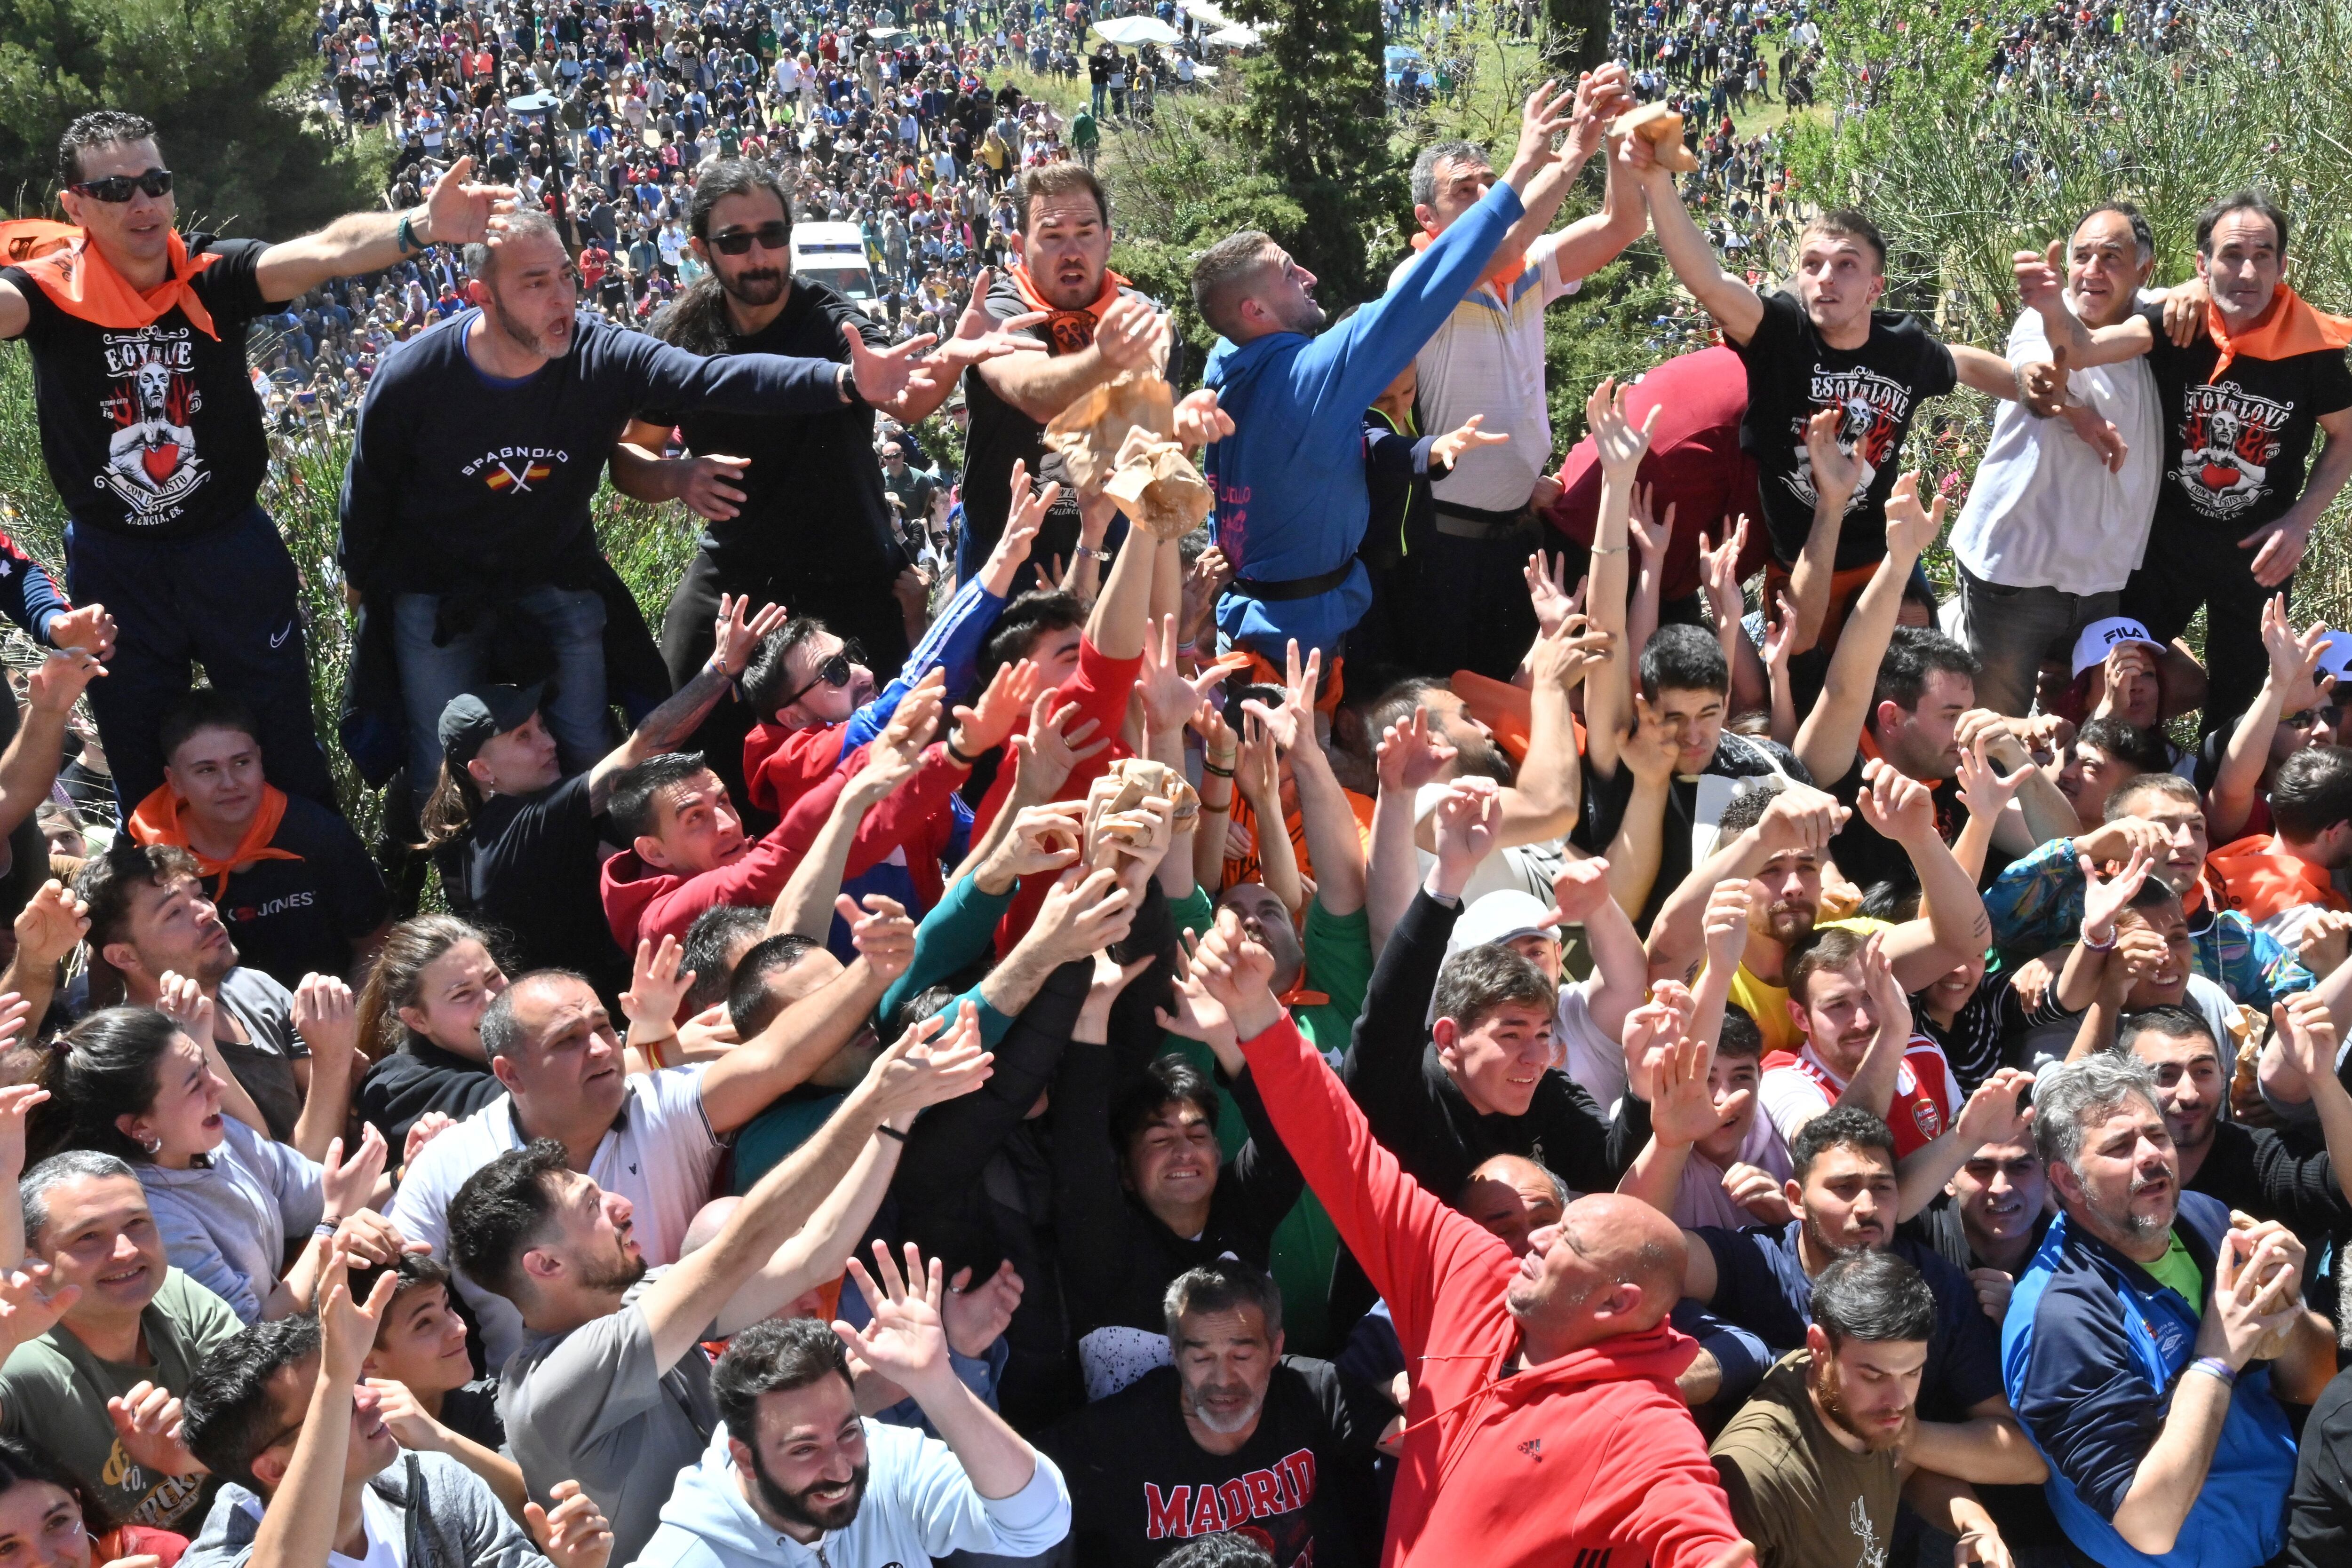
[834, 362, 855, 404]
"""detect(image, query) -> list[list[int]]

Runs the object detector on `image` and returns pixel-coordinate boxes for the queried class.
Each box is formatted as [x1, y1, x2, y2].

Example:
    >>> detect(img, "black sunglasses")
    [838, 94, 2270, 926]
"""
[69, 168, 173, 203]
[2283, 705, 2346, 729]
[709, 221, 791, 256]
[781, 641, 865, 707]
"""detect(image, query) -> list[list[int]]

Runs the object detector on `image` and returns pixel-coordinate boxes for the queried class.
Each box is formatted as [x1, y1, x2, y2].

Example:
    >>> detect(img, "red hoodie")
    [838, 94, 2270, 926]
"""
[741, 717, 852, 817]
[600, 742, 966, 951]
[1238, 1011, 1745, 1568]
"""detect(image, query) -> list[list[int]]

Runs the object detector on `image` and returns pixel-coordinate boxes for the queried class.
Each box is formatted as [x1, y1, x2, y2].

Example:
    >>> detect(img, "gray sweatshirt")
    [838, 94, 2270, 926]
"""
[139, 1116, 324, 1323]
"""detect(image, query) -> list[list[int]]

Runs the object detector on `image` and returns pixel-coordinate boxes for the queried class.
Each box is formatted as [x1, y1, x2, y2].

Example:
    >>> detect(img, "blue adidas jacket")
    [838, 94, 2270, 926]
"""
[1202, 180, 1525, 660]
[2002, 1190, 2296, 1568]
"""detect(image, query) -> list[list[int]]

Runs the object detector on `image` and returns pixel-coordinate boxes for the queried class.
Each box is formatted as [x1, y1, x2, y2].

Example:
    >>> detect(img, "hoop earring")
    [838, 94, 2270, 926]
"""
[141, 1136, 161, 1155]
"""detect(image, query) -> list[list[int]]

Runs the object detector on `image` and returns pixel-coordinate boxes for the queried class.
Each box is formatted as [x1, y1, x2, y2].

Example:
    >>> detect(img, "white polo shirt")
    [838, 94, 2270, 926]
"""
[1391, 229, 1582, 513]
[388, 1067, 723, 1373]
[1948, 301, 2163, 595]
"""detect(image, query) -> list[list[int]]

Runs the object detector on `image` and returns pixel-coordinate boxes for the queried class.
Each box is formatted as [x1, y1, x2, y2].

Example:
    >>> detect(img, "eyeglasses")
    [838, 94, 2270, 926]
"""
[780, 641, 865, 707]
[709, 221, 791, 255]
[2283, 706, 2345, 729]
[68, 168, 173, 203]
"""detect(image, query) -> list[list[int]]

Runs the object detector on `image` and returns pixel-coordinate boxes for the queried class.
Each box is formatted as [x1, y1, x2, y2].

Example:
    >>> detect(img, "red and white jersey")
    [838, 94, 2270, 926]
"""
[1759, 1035, 1964, 1158]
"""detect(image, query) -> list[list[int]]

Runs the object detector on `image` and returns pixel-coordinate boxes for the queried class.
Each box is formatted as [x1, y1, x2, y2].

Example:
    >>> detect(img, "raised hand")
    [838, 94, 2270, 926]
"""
[620, 934, 696, 1034]
[1754, 784, 1848, 857]
[928, 269, 1051, 370]
[0, 1261, 77, 1347]
[1524, 549, 1580, 638]
[1619, 695, 1680, 787]
[1089, 295, 1159, 376]
[320, 1126, 389, 1224]
[45, 603, 116, 662]
[1156, 934, 1240, 1063]
[1188, 904, 1281, 1038]
[952, 657, 1045, 758]
[2012, 239, 2067, 316]
[1621, 980, 1698, 1100]
[1883, 471, 1947, 561]
[1430, 413, 1510, 470]
[1528, 613, 1613, 694]
[1027, 866, 1136, 963]
[1723, 1163, 1794, 1225]
[1854, 757, 1939, 845]
[868, 1001, 994, 1117]
[673, 454, 751, 522]
[1375, 707, 1456, 793]
[2271, 990, 2342, 1084]
[1172, 387, 1235, 447]
[942, 1259, 1025, 1359]
[843, 322, 941, 404]
[1009, 693, 1110, 804]
[837, 893, 916, 981]
[982, 459, 1057, 595]
[26, 649, 104, 713]
[1181, 544, 1235, 643]
[1954, 734, 2029, 823]
[1859, 931, 1912, 1039]
[1241, 638, 1321, 754]
[105, 1378, 198, 1478]
[835, 1240, 954, 1396]
[711, 594, 788, 677]
[1430, 776, 1501, 889]
[527, 1480, 615, 1568]
[1586, 377, 1660, 478]
[1760, 589, 1799, 673]
[1804, 405, 1861, 500]
[1701, 879, 1753, 970]
[0, 1083, 46, 1185]
[2297, 909, 2352, 976]
[154, 971, 217, 1050]
[292, 973, 359, 1067]
[1651, 1032, 1730, 1147]
[1700, 515, 1750, 631]
[2079, 843, 2157, 944]
[403, 1111, 454, 1170]
[1549, 856, 1617, 928]
[1510, 77, 1584, 172]
[422, 154, 518, 248]
[1141, 616, 1247, 735]
[1953, 1068, 2035, 1149]
[985, 800, 1087, 888]
[1627, 482, 1671, 567]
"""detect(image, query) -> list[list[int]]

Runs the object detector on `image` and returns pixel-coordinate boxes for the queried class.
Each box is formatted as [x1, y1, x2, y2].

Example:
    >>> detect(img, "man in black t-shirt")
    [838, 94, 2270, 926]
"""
[957, 160, 1167, 583]
[612, 159, 1027, 795]
[0, 109, 514, 814]
[426, 592, 787, 1001]
[1623, 133, 2025, 587]
[1041, 1262, 1394, 1568]
[2018, 190, 2352, 733]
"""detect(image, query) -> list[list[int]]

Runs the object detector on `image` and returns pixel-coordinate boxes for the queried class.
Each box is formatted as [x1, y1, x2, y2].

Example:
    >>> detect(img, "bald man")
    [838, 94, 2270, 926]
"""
[1193, 911, 1752, 1568]
[1456, 1154, 1572, 1255]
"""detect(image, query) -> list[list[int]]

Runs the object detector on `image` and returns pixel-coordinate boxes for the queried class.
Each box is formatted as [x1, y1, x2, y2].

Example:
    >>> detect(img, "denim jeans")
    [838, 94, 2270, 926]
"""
[393, 586, 608, 795]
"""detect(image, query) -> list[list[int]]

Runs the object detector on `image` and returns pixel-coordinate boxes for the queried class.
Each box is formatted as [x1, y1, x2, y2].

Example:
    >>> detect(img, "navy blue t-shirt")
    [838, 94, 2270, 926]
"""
[216, 793, 390, 990]
[1698, 1219, 2004, 1419]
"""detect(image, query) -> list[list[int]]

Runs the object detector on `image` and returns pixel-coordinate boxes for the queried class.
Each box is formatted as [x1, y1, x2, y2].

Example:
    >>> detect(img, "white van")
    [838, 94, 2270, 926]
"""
[791, 220, 884, 317]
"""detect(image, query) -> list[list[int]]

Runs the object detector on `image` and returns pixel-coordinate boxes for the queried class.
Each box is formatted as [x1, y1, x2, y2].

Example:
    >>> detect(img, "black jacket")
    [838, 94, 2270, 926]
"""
[361, 1039, 503, 1155]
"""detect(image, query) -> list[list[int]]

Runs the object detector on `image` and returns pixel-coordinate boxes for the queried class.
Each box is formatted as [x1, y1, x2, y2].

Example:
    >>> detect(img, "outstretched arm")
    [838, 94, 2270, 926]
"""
[1620, 135, 1764, 343]
[257, 158, 515, 299]
[1794, 475, 1942, 784]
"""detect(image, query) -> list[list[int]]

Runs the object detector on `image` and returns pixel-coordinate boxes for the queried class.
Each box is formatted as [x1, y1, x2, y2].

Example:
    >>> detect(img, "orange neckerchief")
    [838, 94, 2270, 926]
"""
[0, 221, 223, 340]
[1007, 260, 1129, 356]
[1858, 727, 1947, 790]
[1410, 226, 1521, 297]
[127, 781, 303, 897]
[2207, 284, 2352, 383]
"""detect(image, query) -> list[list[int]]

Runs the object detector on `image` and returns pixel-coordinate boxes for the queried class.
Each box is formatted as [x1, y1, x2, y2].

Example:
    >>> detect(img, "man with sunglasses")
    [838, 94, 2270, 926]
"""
[0, 110, 514, 817]
[610, 159, 1039, 808]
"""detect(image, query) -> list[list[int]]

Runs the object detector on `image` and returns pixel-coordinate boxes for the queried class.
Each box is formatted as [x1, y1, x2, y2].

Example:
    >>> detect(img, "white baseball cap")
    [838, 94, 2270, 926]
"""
[1450, 890, 1558, 953]
[2312, 630, 2352, 684]
[2070, 617, 2161, 678]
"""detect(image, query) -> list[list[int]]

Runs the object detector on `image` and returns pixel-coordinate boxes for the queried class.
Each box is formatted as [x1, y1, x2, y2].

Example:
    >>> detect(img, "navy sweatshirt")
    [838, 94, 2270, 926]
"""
[338, 308, 855, 596]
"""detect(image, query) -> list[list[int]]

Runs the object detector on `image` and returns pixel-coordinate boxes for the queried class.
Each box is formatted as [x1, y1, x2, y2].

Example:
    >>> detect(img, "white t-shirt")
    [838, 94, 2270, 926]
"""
[1411, 782, 1564, 904]
[245, 1487, 404, 1568]
[1391, 230, 1582, 512]
[1948, 302, 2163, 595]
[388, 1067, 722, 1372]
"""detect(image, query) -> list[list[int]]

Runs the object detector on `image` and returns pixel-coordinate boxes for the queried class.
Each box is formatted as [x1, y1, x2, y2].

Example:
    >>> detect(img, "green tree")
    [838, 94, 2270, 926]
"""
[0, 0, 379, 235]
[1224, 0, 1407, 305]
[1546, 0, 1611, 74]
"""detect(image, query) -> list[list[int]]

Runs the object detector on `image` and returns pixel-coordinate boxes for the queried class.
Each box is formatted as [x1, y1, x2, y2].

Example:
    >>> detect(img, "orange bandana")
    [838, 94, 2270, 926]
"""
[1409, 227, 1521, 297]
[127, 782, 303, 897]
[1007, 261, 1129, 356]
[0, 221, 223, 340]
[2206, 283, 2352, 383]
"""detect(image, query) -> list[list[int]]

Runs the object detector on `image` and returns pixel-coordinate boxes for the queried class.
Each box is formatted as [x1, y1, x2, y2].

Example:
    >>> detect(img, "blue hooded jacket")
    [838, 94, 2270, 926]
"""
[1203, 180, 1526, 659]
[2002, 1189, 2296, 1568]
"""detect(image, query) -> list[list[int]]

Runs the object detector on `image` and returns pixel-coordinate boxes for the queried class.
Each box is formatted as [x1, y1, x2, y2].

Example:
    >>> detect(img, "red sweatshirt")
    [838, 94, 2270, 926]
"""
[740, 718, 850, 816]
[600, 742, 966, 950]
[1237, 1012, 1745, 1568]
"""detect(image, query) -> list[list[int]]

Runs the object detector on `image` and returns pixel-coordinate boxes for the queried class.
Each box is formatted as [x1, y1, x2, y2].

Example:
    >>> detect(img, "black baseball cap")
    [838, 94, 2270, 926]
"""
[439, 684, 544, 768]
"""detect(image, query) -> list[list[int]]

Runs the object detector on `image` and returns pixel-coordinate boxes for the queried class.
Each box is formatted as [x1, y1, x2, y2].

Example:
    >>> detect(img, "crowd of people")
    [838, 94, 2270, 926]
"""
[0, 0, 2347, 1558]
